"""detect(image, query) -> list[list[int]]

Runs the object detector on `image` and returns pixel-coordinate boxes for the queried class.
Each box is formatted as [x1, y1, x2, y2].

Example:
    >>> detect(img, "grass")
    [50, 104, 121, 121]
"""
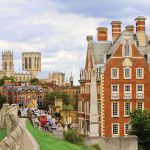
[0, 128, 7, 141]
[26, 120, 86, 150]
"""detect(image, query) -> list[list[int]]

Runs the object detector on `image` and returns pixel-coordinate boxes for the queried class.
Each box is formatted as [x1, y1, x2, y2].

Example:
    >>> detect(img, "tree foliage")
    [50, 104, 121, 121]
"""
[64, 128, 83, 145]
[30, 78, 39, 85]
[63, 104, 74, 111]
[0, 94, 7, 108]
[0, 76, 14, 86]
[43, 91, 72, 109]
[129, 109, 150, 150]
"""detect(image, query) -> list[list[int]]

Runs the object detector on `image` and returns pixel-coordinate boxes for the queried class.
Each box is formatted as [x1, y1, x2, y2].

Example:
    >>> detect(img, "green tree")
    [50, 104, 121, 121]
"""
[64, 128, 83, 145]
[30, 78, 39, 85]
[129, 109, 150, 150]
[43, 91, 72, 109]
[0, 94, 7, 108]
[63, 104, 74, 111]
[0, 76, 14, 86]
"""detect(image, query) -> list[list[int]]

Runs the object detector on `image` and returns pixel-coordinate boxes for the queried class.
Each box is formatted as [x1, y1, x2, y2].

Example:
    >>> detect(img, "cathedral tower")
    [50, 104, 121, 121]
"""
[22, 52, 41, 77]
[2, 50, 14, 76]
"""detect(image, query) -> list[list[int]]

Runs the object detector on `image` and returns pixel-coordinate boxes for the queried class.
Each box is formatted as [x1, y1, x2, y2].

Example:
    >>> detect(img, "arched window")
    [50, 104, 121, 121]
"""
[10, 62, 12, 70]
[4, 62, 7, 70]
[25, 58, 27, 69]
[125, 43, 130, 57]
[34, 57, 36, 69]
[29, 57, 32, 69]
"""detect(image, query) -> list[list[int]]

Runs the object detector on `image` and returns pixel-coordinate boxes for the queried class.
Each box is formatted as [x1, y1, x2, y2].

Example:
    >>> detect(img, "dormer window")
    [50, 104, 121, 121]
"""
[125, 43, 130, 57]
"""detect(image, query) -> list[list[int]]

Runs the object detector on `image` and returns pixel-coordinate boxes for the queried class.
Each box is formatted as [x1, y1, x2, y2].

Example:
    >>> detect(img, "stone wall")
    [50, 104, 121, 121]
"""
[0, 104, 24, 150]
[84, 136, 138, 150]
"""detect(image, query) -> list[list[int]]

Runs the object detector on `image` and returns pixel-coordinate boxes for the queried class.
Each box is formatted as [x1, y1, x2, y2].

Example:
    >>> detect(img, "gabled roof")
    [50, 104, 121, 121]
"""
[91, 41, 111, 65]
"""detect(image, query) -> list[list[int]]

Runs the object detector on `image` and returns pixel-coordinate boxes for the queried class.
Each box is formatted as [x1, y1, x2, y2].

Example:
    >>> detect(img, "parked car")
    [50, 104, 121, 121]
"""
[51, 124, 57, 130]
[20, 108, 28, 118]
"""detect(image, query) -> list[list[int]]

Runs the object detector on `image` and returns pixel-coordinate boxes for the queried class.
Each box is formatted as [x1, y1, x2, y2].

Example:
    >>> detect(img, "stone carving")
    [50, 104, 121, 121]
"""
[122, 58, 132, 67]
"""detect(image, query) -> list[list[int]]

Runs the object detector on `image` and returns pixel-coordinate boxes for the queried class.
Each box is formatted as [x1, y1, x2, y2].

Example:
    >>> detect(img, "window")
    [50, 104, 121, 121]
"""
[137, 102, 143, 110]
[137, 84, 143, 92]
[112, 85, 119, 92]
[125, 85, 131, 92]
[124, 68, 131, 79]
[88, 101, 90, 114]
[81, 101, 85, 113]
[125, 43, 130, 56]
[82, 120, 85, 129]
[112, 123, 119, 136]
[124, 102, 131, 116]
[136, 68, 144, 79]
[111, 85, 119, 99]
[112, 102, 119, 117]
[136, 84, 144, 99]
[124, 124, 129, 135]
[111, 68, 119, 79]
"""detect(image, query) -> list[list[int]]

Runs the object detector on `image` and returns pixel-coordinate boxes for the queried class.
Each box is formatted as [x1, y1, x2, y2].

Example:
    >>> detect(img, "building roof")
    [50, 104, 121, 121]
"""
[91, 42, 111, 65]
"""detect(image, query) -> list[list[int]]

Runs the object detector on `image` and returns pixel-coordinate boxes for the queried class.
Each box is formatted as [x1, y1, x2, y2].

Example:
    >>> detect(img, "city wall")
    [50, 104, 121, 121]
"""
[84, 136, 138, 150]
[0, 104, 24, 150]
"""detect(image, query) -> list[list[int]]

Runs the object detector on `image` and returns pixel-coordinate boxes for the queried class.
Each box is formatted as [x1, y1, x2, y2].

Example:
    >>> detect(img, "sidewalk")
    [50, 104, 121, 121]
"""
[20, 118, 40, 150]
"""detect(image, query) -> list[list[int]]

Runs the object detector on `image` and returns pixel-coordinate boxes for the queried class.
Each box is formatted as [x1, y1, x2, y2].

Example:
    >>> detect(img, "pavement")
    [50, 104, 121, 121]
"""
[52, 127, 64, 139]
[20, 118, 40, 150]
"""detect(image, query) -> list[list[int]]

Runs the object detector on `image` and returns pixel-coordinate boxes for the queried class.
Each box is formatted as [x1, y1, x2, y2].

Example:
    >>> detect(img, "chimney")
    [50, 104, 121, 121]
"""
[135, 16, 146, 46]
[96, 27, 108, 41]
[125, 25, 134, 33]
[111, 21, 122, 43]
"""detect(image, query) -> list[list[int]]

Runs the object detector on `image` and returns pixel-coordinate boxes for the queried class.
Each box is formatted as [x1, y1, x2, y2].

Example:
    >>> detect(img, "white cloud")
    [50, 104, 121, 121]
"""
[0, 0, 150, 84]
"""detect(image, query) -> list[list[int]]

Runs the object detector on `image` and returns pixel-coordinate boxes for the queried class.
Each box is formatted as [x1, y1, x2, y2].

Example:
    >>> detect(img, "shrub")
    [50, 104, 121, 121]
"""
[64, 128, 83, 145]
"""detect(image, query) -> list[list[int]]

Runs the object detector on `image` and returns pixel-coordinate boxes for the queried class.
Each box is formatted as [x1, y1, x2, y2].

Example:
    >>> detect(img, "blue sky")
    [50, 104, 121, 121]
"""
[0, 0, 150, 84]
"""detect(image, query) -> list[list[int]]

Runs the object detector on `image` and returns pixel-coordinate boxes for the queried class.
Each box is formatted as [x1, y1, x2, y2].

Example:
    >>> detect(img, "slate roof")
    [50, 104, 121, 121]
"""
[91, 41, 111, 65]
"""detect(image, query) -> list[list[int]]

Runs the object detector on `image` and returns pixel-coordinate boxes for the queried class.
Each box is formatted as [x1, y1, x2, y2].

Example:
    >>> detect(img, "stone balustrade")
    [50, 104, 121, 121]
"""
[0, 104, 24, 150]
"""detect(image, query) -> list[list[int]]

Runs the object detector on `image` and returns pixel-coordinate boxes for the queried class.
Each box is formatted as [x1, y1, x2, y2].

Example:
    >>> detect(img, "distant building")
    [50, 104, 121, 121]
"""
[2, 83, 48, 108]
[78, 16, 150, 137]
[0, 50, 41, 83]
[22, 52, 41, 77]
[48, 72, 65, 86]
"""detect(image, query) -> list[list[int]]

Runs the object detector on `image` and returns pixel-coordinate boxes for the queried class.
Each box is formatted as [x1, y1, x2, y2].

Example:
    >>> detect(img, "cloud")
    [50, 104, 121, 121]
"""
[0, 0, 150, 84]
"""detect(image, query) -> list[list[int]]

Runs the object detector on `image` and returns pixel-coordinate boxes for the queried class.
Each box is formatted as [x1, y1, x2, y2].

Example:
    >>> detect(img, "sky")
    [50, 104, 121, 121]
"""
[0, 0, 150, 84]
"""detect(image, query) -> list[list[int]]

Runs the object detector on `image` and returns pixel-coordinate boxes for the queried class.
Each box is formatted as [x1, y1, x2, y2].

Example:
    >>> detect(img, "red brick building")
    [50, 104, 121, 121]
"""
[79, 16, 150, 137]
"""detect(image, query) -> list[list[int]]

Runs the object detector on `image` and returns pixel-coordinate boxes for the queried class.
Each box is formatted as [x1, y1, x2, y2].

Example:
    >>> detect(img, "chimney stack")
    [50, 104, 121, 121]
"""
[111, 21, 122, 43]
[125, 25, 134, 33]
[135, 16, 146, 32]
[135, 16, 146, 46]
[96, 27, 108, 41]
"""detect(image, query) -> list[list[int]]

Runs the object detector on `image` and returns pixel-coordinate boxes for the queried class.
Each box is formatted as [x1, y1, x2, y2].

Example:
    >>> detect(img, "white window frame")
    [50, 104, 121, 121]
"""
[112, 102, 119, 117]
[124, 84, 131, 93]
[111, 68, 119, 79]
[124, 67, 131, 79]
[136, 84, 144, 99]
[136, 84, 144, 93]
[136, 101, 144, 110]
[124, 43, 130, 57]
[124, 84, 132, 99]
[111, 84, 119, 93]
[111, 84, 119, 99]
[112, 123, 119, 136]
[124, 123, 129, 135]
[136, 68, 144, 79]
[124, 102, 132, 117]
[123, 42, 132, 57]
